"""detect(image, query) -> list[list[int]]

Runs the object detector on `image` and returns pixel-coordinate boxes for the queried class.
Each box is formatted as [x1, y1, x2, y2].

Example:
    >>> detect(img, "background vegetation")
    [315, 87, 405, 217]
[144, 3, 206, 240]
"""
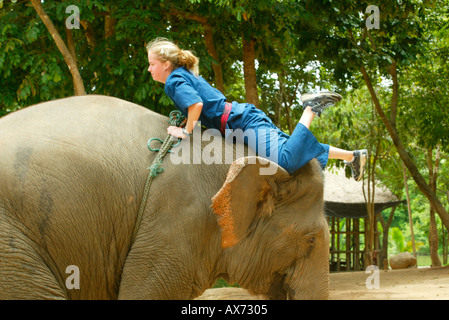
[1, 0, 448, 266]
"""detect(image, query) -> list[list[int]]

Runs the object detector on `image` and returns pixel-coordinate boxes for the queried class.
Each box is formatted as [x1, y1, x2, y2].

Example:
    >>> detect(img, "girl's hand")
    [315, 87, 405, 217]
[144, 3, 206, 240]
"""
[167, 126, 187, 139]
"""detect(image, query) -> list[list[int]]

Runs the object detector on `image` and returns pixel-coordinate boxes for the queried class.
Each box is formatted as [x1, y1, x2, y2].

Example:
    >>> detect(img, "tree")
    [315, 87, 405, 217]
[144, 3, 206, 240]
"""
[30, 0, 85, 95]
[393, 3, 449, 266]
[1, 0, 176, 113]
[313, 85, 401, 267]
[308, 0, 449, 234]
[1, 0, 316, 116]
[165, 3, 225, 93]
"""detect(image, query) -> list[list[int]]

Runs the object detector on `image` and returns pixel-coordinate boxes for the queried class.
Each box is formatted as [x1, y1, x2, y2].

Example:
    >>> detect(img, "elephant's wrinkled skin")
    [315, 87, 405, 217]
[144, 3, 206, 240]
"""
[0, 95, 329, 299]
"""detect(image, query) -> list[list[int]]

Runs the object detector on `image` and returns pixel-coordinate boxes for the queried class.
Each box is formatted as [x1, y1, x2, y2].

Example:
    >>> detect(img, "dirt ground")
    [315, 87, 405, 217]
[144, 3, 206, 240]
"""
[197, 266, 449, 300]
[328, 265, 449, 300]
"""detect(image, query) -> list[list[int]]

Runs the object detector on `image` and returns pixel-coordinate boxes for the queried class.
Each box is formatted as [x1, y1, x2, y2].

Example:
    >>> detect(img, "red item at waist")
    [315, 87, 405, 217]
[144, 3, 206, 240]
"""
[220, 102, 232, 135]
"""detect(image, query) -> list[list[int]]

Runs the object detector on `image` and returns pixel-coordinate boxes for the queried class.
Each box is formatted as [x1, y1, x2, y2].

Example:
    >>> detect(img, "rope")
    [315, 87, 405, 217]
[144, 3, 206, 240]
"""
[131, 110, 186, 244]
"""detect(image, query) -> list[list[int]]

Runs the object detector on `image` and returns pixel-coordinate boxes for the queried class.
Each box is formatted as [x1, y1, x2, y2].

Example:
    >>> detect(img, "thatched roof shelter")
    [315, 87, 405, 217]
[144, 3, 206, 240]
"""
[323, 168, 404, 219]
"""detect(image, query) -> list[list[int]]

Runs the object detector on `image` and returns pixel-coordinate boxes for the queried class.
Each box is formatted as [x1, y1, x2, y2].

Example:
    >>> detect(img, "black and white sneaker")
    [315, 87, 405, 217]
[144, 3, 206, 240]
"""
[301, 92, 343, 117]
[344, 149, 368, 182]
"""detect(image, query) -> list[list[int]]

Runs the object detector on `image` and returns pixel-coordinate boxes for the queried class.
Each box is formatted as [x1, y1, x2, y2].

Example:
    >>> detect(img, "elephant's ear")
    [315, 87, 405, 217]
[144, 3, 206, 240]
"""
[211, 156, 290, 248]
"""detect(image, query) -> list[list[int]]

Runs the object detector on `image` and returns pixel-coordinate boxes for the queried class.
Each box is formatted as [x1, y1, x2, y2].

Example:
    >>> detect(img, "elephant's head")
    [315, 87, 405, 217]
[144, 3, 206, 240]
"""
[211, 156, 329, 300]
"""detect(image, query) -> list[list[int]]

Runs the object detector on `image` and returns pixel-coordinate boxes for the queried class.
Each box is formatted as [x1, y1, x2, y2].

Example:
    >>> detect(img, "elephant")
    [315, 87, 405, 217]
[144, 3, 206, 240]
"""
[0, 95, 329, 300]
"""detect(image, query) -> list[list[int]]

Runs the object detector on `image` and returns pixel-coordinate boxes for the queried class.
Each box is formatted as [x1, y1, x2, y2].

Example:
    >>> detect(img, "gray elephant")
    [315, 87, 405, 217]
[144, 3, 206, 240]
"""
[0, 95, 329, 300]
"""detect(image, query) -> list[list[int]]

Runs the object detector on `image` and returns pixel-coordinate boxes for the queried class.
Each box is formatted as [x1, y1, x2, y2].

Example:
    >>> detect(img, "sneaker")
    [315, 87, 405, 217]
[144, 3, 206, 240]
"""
[301, 92, 343, 117]
[344, 149, 368, 181]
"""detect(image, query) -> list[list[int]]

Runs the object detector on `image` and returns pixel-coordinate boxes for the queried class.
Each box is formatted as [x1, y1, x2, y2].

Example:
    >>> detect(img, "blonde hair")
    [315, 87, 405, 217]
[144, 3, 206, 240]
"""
[146, 37, 199, 76]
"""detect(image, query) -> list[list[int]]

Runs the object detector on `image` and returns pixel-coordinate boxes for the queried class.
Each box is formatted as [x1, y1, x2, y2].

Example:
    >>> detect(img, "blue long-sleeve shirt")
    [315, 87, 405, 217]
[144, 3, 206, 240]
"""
[164, 67, 227, 130]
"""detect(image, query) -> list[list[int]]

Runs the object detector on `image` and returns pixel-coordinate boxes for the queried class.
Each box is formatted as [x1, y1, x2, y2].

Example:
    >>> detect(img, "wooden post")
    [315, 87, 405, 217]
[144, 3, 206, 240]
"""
[346, 218, 351, 271]
[336, 218, 341, 271]
[328, 217, 335, 271]
[354, 218, 360, 270]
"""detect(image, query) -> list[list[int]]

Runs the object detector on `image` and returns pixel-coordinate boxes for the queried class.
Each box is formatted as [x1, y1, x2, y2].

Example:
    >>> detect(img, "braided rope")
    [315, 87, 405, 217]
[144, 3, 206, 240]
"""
[131, 111, 186, 244]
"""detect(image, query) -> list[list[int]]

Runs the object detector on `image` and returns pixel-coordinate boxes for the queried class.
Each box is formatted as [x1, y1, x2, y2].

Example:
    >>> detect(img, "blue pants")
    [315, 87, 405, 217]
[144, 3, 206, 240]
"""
[226, 103, 329, 174]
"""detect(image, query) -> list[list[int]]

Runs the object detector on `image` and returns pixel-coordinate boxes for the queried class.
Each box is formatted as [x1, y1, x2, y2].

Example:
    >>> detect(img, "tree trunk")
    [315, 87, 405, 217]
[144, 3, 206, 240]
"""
[105, 14, 116, 39]
[168, 10, 224, 93]
[242, 35, 259, 108]
[274, 80, 282, 127]
[378, 206, 396, 270]
[276, 71, 294, 133]
[362, 140, 374, 267]
[427, 147, 442, 267]
[443, 225, 448, 265]
[360, 65, 449, 233]
[403, 162, 416, 258]
[30, 0, 86, 96]
[203, 24, 224, 93]
[65, 28, 77, 67]
[429, 209, 441, 266]
[80, 20, 97, 49]
[441, 189, 449, 265]
[281, 71, 294, 134]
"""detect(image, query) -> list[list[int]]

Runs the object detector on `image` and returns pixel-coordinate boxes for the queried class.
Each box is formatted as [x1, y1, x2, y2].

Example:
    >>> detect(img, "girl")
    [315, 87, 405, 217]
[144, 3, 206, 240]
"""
[146, 38, 366, 181]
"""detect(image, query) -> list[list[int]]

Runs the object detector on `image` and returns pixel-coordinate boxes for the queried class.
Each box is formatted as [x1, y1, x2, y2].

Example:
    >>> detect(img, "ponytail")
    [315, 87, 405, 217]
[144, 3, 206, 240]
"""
[146, 38, 200, 76]
[177, 49, 199, 77]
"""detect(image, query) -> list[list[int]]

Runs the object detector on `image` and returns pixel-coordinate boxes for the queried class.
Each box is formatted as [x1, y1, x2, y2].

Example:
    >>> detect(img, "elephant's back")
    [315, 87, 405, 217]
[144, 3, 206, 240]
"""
[0, 95, 168, 182]
[0, 95, 167, 144]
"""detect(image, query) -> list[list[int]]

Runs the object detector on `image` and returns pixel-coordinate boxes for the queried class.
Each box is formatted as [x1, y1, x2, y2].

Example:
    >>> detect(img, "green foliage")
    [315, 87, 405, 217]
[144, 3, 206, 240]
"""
[0, 0, 350, 114]
[391, 227, 405, 253]
[390, 227, 424, 255]
[1, 0, 175, 114]
[397, 3, 449, 152]
[212, 278, 239, 289]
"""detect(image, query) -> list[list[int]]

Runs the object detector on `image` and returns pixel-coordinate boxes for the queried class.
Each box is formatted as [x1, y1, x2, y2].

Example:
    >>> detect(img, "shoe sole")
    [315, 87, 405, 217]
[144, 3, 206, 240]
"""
[354, 151, 367, 182]
[301, 92, 343, 116]
[301, 92, 343, 104]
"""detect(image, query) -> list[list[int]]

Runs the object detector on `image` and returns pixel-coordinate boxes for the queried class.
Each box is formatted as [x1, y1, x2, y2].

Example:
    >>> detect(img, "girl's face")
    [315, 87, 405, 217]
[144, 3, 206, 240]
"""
[147, 52, 173, 84]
